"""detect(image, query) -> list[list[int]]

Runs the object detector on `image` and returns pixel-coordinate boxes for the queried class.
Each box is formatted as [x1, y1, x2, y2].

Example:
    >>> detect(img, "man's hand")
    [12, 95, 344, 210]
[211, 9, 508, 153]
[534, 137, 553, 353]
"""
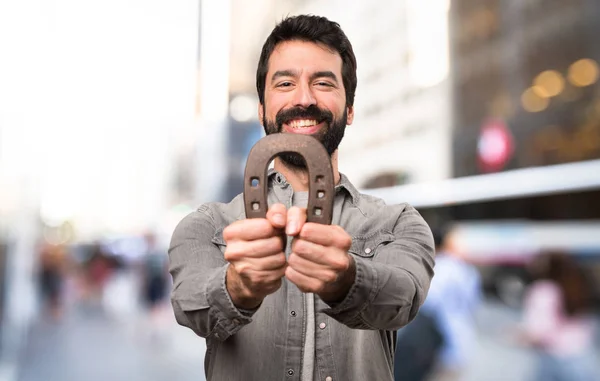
[284, 207, 356, 303]
[223, 203, 288, 309]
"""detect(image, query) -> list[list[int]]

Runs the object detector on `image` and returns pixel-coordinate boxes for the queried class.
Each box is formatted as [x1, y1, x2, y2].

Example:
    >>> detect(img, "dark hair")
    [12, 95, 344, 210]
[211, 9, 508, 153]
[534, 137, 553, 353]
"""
[532, 251, 594, 316]
[256, 15, 357, 107]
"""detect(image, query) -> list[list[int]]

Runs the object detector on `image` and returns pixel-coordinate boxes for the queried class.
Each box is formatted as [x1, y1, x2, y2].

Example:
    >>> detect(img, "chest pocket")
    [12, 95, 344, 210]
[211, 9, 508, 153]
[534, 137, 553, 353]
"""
[348, 232, 395, 259]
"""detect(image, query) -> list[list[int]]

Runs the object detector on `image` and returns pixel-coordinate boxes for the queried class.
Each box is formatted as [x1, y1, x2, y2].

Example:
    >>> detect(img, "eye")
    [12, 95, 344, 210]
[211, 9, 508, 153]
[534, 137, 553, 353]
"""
[276, 81, 293, 87]
[315, 81, 334, 87]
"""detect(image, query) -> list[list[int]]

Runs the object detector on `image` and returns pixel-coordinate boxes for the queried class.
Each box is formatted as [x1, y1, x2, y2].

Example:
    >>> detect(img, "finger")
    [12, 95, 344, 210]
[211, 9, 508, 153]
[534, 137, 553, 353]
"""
[225, 236, 285, 261]
[299, 224, 352, 250]
[266, 203, 287, 229]
[290, 238, 328, 265]
[287, 252, 338, 283]
[285, 265, 323, 294]
[240, 252, 287, 272]
[239, 268, 286, 295]
[286, 206, 307, 236]
[264, 265, 287, 281]
[258, 271, 285, 294]
[292, 238, 352, 272]
[223, 218, 279, 242]
[232, 253, 287, 282]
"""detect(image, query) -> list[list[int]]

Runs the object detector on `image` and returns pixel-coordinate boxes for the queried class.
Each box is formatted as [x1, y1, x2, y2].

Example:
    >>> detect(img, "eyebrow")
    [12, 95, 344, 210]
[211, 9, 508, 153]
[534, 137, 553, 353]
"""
[310, 71, 339, 84]
[271, 70, 339, 84]
[271, 69, 298, 82]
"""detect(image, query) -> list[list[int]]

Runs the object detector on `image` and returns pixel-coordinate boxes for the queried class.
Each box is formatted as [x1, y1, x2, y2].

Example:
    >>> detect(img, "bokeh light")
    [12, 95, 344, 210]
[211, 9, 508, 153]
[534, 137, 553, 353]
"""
[533, 70, 565, 98]
[521, 87, 550, 112]
[568, 58, 599, 87]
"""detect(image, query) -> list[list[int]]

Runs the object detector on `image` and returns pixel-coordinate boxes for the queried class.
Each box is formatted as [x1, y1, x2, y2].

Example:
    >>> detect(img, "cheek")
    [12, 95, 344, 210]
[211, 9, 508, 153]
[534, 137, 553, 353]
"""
[318, 96, 345, 115]
[264, 96, 286, 120]
[331, 104, 347, 121]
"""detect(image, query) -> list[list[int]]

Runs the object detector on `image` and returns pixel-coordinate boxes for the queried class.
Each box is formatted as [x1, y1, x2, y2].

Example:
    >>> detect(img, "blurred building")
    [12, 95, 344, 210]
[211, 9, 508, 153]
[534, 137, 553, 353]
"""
[185, 0, 298, 204]
[0, 0, 199, 370]
[450, 0, 600, 177]
[445, 0, 600, 220]
[362, 0, 600, 306]
[221, 93, 264, 202]
[332, 0, 452, 188]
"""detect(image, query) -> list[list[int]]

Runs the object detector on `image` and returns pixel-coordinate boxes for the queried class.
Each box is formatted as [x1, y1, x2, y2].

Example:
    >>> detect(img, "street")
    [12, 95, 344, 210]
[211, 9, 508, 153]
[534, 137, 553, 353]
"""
[10, 298, 599, 381]
[16, 302, 205, 381]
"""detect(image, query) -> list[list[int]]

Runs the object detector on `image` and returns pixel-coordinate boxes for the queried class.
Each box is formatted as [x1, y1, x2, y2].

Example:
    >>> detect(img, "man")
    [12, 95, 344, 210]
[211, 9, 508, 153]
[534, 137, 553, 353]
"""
[169, 15, 435, 381]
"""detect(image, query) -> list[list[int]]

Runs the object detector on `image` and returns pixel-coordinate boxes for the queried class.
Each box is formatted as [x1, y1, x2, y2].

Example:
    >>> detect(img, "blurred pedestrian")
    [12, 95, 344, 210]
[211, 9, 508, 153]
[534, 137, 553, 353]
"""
[518, 251, 598, 381]
[395, 226, 482, 381]
[139, 232, 170, 341]
[82, 243, 114, 308]
[141, 233, 169, 310]
[37, 243, 68, 320]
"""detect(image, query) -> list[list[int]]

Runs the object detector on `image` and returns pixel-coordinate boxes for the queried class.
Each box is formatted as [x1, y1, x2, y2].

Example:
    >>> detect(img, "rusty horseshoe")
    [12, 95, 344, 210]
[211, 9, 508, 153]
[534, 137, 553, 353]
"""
[243, 134, 334, 225]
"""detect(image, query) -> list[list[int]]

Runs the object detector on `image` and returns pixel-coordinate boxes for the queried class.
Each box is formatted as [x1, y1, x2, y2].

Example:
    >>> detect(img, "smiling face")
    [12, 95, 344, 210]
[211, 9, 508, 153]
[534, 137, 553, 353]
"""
[259, 40, 354, 168]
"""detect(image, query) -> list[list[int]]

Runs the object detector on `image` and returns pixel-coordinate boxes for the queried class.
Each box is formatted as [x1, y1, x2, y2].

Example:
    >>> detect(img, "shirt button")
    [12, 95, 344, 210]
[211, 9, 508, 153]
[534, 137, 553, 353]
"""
[287, 369, 294, 376]
[290, 310, 296, 317]
[319, 322, 326, 329]
[364, 247, 372, 254]
[325, 377, 332, 381]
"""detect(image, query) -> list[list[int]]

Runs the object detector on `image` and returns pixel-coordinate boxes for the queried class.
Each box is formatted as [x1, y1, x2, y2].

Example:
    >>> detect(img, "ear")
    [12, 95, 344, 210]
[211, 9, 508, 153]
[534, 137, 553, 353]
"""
[258, 103, 264, 124]
[346, 105, 354, 126]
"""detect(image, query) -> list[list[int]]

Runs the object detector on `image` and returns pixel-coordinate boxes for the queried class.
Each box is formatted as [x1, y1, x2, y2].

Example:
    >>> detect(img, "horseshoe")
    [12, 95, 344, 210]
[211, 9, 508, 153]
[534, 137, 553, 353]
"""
[243, 134, 334, 225]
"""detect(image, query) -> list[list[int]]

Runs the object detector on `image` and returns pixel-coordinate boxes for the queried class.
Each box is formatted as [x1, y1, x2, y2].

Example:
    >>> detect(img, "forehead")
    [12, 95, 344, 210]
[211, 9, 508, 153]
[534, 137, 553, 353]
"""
[267, 40, 343, 79]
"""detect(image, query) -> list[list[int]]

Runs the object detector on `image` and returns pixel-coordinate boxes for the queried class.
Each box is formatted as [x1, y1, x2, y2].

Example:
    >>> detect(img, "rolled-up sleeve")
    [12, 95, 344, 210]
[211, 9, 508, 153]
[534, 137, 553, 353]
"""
[168, 207, 254, 341]
[323, 205, 435, 330]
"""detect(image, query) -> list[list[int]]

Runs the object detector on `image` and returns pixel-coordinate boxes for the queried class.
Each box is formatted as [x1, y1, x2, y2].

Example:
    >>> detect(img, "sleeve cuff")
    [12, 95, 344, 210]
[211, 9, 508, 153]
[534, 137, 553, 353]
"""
[322, 256, 378, 322]
[206, 264, 256, 337]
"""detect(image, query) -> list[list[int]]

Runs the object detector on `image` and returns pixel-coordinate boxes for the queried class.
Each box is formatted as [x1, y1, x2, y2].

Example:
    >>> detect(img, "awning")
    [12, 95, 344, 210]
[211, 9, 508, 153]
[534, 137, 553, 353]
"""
[361, 159, 600, 208]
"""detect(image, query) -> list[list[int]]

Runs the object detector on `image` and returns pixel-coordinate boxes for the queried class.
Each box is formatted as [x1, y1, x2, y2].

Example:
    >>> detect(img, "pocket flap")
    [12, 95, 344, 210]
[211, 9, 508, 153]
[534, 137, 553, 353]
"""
[349, 232, 394, 257]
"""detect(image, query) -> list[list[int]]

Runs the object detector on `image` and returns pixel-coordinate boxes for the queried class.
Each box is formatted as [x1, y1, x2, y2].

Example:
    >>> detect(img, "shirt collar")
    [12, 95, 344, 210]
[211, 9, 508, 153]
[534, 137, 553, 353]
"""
[337, 172, 360, 205]
[268, 168, 359, 205]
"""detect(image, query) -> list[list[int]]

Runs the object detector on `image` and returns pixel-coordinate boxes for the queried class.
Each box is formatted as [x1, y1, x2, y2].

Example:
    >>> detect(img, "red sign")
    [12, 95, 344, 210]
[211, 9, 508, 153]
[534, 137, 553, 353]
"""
[477, 119, 514, 173]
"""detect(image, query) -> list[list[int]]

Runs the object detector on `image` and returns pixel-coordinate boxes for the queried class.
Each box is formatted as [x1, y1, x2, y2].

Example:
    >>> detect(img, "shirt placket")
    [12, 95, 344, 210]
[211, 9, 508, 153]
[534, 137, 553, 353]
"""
[274, 181, 303, 380]
[314, 191, 345, 381]
[283, 251, 305, 380]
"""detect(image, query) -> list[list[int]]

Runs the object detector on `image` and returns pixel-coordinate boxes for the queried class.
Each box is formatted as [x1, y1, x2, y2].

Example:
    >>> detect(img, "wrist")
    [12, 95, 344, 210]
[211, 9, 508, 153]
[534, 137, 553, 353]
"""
[319, 254, 356, 303]
[226, 265, 263, 309]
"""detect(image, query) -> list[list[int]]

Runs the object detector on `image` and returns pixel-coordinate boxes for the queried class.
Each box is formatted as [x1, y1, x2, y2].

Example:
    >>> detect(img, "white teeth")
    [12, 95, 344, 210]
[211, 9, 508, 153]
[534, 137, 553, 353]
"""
[289, 119, 318, 128]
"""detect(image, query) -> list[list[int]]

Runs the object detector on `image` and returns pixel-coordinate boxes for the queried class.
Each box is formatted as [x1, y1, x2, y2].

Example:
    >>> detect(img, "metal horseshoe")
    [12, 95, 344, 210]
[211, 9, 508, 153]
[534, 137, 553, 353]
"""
[243, 134, 334, 225]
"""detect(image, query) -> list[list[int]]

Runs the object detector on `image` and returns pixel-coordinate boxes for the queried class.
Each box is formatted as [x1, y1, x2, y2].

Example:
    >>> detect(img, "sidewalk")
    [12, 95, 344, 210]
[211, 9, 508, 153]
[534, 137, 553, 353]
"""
[15, 301, 206, 381]
[10, 297, 600, 381]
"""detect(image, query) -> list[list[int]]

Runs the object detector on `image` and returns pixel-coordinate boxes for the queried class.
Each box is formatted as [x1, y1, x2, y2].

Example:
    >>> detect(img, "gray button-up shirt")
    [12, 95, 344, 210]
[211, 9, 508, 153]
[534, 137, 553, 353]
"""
[169, 171, 435, 381]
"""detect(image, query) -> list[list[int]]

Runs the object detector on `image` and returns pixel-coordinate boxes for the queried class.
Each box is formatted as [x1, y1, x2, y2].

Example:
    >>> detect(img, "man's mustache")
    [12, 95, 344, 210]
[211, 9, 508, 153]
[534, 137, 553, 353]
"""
[275, 105, 333, 129]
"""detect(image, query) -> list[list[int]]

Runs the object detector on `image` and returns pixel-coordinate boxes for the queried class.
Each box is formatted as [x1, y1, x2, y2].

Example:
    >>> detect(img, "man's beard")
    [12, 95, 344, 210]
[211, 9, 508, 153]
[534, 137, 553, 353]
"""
[262, 104, 347, 169]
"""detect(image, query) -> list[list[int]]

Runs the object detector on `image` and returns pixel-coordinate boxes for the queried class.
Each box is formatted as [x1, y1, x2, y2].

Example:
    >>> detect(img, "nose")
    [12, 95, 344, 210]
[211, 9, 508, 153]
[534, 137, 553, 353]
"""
[292, 82, 316, 108]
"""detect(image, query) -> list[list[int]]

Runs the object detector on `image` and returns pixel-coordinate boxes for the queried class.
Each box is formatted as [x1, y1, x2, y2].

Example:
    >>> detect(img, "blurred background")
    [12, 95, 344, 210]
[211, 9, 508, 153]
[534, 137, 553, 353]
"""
[0, 0, 599, 380]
